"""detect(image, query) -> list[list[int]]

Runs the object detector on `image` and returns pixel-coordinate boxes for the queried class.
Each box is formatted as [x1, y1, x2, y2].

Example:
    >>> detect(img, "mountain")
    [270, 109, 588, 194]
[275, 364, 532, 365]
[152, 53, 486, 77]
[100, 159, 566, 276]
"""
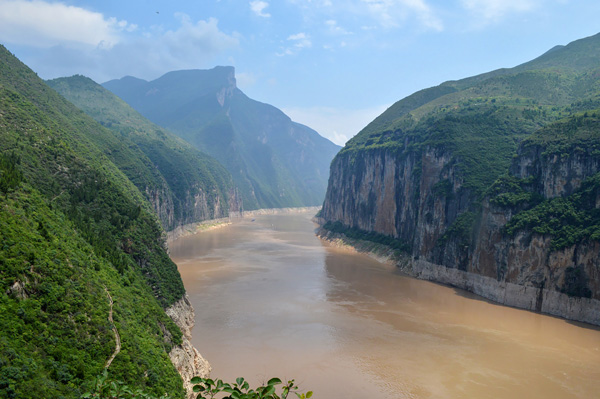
[0, 45, 206, 398]
[46, 75, 241, 232]
[320, 33, 600, 325]
[103, 67, 341, 210]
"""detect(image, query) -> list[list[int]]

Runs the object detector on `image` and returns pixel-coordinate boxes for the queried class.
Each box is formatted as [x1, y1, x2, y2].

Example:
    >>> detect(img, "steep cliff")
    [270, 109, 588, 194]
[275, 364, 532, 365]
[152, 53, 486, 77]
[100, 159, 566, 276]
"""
[321, 33, 600, 324]
[166, 295, 211, 399]
[47, 75, 242, 232]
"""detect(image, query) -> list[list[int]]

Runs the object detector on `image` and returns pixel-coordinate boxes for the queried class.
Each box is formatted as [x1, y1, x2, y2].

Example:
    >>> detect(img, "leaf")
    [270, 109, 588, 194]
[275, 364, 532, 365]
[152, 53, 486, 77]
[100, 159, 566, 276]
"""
[264, 385, 276, 396]
[193, 385, 205, 392]
[306, 392, 313, 398]
[267, 378, 282, 386]
[236, 377, 245, 386]
[190, 377, 203, 384]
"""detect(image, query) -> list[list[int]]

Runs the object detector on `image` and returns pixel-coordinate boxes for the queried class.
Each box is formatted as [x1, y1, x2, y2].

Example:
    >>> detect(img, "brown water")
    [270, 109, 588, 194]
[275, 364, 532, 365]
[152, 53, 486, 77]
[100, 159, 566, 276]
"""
[170, 211, 600, 399]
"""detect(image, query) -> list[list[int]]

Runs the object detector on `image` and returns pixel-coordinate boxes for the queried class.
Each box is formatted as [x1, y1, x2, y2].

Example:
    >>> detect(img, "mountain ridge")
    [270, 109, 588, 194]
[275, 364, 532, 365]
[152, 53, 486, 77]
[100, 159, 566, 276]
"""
[47, 74, 241, 231]
[320, 32, 600, 325]
[103, 67, 340, 210]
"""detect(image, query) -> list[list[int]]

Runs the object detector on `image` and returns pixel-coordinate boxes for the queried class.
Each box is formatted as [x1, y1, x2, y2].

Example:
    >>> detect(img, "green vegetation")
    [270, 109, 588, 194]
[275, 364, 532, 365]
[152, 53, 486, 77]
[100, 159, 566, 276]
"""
[487, 175, 542, 208]
[82, 374, 312, 399]
[438, 211, 478, 247]
[492, 110, 600, 250]
[323, 221, 411, 252]
[83, 370, 173, 398]
[0, 45, 186, 397]
[505, 173, 600, 250]
[191, 377, 312, 399]
[47, 75, 236, 231]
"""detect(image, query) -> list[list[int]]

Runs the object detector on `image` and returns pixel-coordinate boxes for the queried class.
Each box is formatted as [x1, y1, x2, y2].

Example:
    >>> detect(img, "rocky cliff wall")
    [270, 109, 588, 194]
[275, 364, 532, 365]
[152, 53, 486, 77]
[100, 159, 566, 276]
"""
[166, 295, 211, 399]
[321, 139, 600, 324]
[149, 185, 242, 234]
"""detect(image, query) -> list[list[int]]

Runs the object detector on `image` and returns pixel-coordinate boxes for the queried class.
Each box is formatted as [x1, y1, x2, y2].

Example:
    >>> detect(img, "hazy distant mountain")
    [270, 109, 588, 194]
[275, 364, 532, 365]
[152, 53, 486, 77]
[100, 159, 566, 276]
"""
[47, 75, 241, 231]
[103, 67, 341, 210]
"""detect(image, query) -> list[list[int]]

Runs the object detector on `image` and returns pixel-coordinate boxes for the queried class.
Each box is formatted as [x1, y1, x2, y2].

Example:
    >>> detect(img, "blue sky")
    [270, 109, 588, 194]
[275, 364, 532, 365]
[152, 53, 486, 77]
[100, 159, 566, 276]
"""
[1, 0, 599, 145]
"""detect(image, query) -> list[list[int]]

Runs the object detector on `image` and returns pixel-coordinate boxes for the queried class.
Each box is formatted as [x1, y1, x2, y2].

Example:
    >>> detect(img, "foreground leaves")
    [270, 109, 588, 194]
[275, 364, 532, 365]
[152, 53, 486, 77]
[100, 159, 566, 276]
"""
[191, 377, 312, 399]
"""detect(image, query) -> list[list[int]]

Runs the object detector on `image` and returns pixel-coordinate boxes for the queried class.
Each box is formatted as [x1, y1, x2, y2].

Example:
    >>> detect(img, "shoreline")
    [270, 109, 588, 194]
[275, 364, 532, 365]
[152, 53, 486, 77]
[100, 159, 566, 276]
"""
[316, 227, 600, 327]
[166, 206, 321, 246]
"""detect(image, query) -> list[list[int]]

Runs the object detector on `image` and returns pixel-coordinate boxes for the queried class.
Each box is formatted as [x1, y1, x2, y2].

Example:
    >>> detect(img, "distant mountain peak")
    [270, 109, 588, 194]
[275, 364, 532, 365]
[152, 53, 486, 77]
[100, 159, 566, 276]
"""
[102, 65, 340, 210]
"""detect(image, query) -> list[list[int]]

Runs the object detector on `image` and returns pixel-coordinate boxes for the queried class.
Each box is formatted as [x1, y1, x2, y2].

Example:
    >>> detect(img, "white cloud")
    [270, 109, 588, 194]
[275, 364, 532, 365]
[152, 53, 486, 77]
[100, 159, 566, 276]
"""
[283, 104, 389, 145]
[360, 0, 443, 31]
[461, 0, 540, 23]
[326, 19, 352, 35]
[250, 1, 271, 18]
[0, 0, 134, 48]
[19, 13, 240, 83]
[278, 32, 312, 55]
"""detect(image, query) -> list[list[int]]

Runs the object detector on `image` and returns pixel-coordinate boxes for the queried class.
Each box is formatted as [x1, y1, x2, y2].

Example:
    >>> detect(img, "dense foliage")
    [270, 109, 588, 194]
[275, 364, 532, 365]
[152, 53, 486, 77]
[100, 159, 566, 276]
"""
[504, 172, 600, 250]
[323, 221, 411, 252]
[0, 45, 186, 397]
[47, 75, 237, 231]
[191, 376, 312, 399]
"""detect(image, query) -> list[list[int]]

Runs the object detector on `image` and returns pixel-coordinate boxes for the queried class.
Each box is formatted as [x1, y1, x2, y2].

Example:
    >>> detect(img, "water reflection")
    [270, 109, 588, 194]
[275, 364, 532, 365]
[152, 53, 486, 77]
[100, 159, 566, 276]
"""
[170, 211, 600, 399]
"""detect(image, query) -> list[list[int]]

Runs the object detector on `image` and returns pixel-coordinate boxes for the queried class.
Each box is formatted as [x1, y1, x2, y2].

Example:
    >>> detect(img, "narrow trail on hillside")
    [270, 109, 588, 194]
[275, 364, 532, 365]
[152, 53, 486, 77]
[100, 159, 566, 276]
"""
[103, 286, 121, 369]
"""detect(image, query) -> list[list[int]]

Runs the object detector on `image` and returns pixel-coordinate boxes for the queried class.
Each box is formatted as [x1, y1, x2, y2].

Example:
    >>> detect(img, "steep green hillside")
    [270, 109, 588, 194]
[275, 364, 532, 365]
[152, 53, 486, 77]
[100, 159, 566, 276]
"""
[103, 67, 340, 210]
[320, 33, 600, 322]
[341, 33, 600, 198]
[0, 46, 186, 397]
[47, 75, 238, 231]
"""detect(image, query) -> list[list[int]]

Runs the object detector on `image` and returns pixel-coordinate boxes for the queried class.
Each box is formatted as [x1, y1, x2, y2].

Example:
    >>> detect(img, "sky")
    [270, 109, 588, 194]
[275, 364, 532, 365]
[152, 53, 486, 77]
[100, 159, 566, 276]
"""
[1, 1, 599, 145]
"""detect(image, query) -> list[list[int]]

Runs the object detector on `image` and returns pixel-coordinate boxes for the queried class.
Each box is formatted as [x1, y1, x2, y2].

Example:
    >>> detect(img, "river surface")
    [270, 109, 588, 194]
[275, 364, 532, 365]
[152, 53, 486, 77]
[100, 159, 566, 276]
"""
[170, 211, 600, 399]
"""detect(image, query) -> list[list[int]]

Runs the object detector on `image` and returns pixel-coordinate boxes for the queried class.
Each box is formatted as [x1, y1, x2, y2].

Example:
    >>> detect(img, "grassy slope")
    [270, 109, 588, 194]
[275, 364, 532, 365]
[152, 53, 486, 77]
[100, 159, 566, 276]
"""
[0, 46, 186, 397]
[46, 75, 236, 230]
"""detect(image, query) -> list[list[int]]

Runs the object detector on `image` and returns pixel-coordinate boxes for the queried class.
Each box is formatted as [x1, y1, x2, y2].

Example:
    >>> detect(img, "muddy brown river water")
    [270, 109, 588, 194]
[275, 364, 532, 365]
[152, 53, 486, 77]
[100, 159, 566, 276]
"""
[169, 211, 600, 399]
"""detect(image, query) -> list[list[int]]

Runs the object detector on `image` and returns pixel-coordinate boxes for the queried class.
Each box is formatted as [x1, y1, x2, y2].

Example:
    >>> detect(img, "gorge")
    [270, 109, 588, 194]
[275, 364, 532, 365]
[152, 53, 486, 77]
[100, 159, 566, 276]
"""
[320, 32, 600, 326]
[2, 24, 600, 399]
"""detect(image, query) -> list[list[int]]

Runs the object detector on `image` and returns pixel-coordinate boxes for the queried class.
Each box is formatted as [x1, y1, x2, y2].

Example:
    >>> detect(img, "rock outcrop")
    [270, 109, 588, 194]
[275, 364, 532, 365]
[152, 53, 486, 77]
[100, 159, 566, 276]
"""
[321, 131, 600, 325]
[166, 294, 211, 399]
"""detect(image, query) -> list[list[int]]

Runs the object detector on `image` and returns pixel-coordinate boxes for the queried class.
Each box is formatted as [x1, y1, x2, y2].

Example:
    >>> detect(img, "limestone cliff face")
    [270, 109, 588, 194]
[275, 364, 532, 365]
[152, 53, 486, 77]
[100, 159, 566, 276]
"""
[166, 294, 211, 399]
[322, 140, 600, 324]
[149, 185, 242, 234]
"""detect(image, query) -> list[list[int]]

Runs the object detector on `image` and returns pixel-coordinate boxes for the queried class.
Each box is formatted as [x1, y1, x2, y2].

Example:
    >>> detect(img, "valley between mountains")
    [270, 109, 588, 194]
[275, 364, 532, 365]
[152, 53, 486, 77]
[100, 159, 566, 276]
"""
[1, 31, 600, 399]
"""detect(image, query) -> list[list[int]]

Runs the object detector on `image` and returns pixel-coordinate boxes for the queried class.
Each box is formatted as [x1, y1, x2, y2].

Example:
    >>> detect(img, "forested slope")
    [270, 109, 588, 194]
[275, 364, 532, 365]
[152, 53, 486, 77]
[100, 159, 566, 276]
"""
[47, 75, 240, 232]
[0, 45, 189, 398]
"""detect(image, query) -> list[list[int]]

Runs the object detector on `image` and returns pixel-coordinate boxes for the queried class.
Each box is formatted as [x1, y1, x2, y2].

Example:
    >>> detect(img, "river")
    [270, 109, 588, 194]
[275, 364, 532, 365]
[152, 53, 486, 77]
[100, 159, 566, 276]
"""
[169, 211, 600, 399]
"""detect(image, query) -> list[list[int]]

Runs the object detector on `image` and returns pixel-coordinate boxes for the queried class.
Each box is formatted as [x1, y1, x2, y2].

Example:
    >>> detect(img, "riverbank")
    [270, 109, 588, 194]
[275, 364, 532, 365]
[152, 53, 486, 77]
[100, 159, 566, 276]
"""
[316, 226, 600, 327]
[167, 206, 321, 245]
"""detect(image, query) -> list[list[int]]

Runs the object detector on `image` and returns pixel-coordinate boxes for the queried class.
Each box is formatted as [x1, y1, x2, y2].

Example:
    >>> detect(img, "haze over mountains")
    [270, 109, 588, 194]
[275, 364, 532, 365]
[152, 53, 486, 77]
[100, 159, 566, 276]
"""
[46, 75, 240, 232]
[103, 67, 341, 210]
